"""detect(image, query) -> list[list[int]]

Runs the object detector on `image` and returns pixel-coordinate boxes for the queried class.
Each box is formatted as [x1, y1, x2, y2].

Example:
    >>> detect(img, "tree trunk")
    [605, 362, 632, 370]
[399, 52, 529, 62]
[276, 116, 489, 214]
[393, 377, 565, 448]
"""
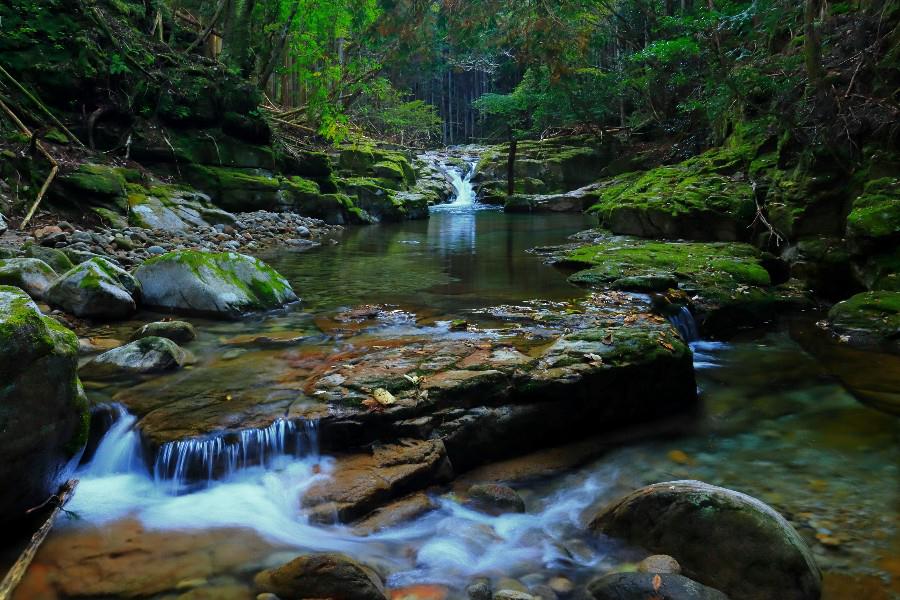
[804, 0, 825, 90]
[506, 131, 517, 197]
[257, 1, 302, 90]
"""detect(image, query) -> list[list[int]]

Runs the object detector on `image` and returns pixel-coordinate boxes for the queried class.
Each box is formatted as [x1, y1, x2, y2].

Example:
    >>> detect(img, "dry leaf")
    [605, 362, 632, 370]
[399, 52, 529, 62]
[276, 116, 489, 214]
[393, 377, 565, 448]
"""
[652, 574, 662, 592]
[373, 388, 397, 406]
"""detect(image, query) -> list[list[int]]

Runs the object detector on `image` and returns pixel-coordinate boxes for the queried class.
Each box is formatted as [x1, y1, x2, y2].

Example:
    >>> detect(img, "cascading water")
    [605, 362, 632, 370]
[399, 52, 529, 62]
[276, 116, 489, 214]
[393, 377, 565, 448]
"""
[668, 305, 700, 343]
[84, 404, 143, 477]
[446, 161, 477, 206]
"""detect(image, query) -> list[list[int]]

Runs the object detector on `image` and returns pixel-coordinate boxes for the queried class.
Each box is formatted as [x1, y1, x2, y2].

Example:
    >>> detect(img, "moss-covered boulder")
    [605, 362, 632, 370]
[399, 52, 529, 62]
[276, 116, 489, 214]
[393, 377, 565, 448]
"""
[589, 480, 821, 600]
[127, 183, 235, 232]
[846, 176, 900, 248]
[828, 291, 900, 353]
[588, 146, 757, 242]
[23, 244, 74, 274]
[81, 337, 187, 378]
[133, 251, 297, 318]
[0, 286, 88, 521]
[53, 164, 130, 212]
[0, 258, 58, 300]
[558, 234, 793, 334]
[338, 147, 416, 189]
[46, 257, 138, 319]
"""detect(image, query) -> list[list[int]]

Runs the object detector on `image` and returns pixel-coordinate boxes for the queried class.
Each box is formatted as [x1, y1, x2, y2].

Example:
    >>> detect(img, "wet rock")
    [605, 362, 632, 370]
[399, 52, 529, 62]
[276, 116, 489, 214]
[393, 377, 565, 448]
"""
[0, 286, 88, 520]
[467, 578, 492, 600]
[46, 257, 137, 319]
[24, 244, 75, 273]
[0, 212, 7, 235]
[81, 337, 187, 378]
[827, 291, 899, 354]
[589, 480, 821, 600]
[352, 492, 437, 535]
[587, 572, 729, 600]
[548, 578, 575, 596]
[528, 584, 558, 600]
[638, 555, 681, 575]
[134, 251, 297, 318]
[130, 320, 197, 344]
[302, 440, 453, 523]
[494, 591, 535, 600]
[148, 245, 166, 255]
[0, 257, 58, 300]
[253, 552, 387, 600]
[466, 483, 526, 515]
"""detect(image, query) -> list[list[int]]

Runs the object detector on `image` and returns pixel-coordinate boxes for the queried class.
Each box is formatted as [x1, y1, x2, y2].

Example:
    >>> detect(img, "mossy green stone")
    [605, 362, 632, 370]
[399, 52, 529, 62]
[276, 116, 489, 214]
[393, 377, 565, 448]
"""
[846, 177, 900, 243]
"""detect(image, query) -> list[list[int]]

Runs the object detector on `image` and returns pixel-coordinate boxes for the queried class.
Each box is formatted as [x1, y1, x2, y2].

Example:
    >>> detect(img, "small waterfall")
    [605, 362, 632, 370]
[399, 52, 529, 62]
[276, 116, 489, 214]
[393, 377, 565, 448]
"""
[444, 160, 477, 207]
[85, 404, 143, 476]
[669, 305, 700, 343]
[152, 418, 320, 492]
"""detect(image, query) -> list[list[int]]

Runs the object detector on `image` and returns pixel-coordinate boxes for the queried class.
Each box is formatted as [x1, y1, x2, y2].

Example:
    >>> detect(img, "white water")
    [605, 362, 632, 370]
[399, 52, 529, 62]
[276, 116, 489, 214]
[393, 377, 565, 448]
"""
[431, 158, 489, 213]
[68, 406, 616, 585]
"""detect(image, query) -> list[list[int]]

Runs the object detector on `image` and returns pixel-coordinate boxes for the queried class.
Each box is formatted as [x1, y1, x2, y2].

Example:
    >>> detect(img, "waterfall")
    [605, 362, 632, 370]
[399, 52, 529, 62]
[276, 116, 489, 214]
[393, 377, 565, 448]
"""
[153, 418, 321, 492]
[84, 404, 143, 476]
[447, 161, 477, 206]
[669, 305, 700, 343]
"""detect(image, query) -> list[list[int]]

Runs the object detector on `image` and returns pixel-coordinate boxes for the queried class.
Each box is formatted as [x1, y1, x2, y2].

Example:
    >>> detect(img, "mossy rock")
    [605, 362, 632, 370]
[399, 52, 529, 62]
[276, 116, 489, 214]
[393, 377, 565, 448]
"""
[80, 336, 188, 379]
[828, 291, 900, 353]
[133, 251, 297, 319]
[561, 235, 793, 334]
[846, 176, 900, 246]
[46, 257, 138, 319]
[129, 320, 197, 344]
[0, 286, 88, 521]
[55, 164, 128, 210]
[0, 257, 58, 300]
[588, 146, 758, 242]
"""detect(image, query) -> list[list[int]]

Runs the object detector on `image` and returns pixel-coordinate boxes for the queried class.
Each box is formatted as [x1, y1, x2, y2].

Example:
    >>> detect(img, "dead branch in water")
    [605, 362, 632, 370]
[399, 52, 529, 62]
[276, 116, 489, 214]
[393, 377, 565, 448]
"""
[0, 480, 78, 600]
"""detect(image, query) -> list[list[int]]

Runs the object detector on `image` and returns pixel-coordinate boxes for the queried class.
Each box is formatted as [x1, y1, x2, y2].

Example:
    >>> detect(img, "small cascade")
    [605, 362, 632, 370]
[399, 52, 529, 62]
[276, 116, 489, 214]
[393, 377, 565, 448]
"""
[152, 418, 320, 492]
[669, 305, 700, 343]
[447, 161, 477, 206]
[85, 404, 143, 476]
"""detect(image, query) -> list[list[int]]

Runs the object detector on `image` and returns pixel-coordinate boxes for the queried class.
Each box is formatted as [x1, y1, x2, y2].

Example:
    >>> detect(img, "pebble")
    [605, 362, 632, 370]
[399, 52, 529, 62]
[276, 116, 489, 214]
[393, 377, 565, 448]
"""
[637, 554, 682, 574]
[147, 245, 165, 255]
[548, 577, 575, 595]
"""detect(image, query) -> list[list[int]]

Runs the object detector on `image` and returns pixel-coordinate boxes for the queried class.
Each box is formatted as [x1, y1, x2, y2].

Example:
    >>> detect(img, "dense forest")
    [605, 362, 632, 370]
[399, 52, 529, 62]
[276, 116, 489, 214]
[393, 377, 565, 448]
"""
[0, 1, 898, 600]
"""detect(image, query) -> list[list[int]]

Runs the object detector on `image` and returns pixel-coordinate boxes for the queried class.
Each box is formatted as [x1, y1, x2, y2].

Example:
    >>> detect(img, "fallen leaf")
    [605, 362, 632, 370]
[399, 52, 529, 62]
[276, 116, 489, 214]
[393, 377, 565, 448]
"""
[403, 373, 421, 385]
[373, 388, 397, 406]
[652, 574, 662, 591]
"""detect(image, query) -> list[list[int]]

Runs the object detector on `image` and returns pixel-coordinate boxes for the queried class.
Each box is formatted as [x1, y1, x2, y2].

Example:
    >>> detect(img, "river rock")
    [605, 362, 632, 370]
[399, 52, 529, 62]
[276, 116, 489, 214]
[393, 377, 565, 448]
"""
[81, 337, 187, 378]
[827, 291, 900, 354]
[0, 286, 88, 520]
[0, 257, 58, 300]
[254, 552, 387, 600]
[466, 578, 492, 600]
[589, 480, 821, 600]
[587, 572, 729, 600]
[130, 320, 197, 344]
[47, 257, 138, 319]
[465, 483, 526, 515]
[24, 244, 75, 274]
[134, 251, 297, 318]
[638, 555, 681, 575]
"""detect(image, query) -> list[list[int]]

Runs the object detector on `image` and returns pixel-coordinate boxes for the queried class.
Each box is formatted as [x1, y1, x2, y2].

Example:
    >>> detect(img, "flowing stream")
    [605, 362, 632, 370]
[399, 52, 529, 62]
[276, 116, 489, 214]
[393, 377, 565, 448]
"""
[9, 157, 899, 600]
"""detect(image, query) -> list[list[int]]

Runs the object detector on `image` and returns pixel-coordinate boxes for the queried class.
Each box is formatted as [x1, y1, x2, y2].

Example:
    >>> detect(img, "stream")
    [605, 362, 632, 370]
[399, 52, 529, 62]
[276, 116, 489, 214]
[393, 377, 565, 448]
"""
[10, 160, 900, 600]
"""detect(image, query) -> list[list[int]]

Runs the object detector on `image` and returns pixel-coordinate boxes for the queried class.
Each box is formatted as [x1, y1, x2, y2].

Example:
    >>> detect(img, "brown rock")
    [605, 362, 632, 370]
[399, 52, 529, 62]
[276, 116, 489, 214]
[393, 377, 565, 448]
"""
[254, 552, 386, 600]
[638, 554, 682, 574]
[352, 492, 437, 535]
[465, 483, 526, 515]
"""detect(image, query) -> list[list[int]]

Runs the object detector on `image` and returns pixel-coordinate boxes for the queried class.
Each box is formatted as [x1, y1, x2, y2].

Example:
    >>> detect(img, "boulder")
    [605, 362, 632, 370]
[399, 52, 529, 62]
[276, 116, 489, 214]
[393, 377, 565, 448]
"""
[254, 553, 387, 600]
[589, 480, 821, 600]
[23, 244, 75, 274]
[638, 555, 682, 575]
[134, 251, 297, 318]
[80, 337, 187, 378]
[0, 286, 88, 520]
[129, 320, 197, 344]
[588, 572, 729, 600]
[465, 483, 526, 515]
[46, 257, 138, 319]
[0, 212, 7, 235]
[0, 258, 58, 300]
[827, 291, 900, 354]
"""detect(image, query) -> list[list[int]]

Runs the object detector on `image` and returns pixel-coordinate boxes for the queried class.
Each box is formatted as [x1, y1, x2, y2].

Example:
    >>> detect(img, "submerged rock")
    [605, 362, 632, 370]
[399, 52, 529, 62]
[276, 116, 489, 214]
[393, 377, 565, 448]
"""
[254, 552, 387, 600]
[81, 337, 187, 378]
[134, 250, 297, 318]
[130, 320, 197, 344]
[589, 480, 821, 600]
[0, 286, 88, 520]
[0, 257, 58, 300]
[827, 291, 899, 354]
[465, 483, 526, 515]
[46, 257, 138, 319]
[588, 572, 729, 600]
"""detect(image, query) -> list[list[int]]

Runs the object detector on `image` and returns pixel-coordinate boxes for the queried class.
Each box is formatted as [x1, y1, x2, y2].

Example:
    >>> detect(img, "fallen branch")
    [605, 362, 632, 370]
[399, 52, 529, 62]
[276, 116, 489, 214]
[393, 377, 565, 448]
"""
[0, 480, 78, 600]
[0, 98, 60, 230]
[184, 0, 227, 55]
[0, 64, 84, 148]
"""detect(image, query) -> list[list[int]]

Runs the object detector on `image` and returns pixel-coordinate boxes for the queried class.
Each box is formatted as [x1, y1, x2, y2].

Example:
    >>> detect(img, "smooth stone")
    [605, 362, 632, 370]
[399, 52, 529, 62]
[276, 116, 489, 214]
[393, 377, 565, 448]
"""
[130, 320, 197, 344]
[81, 337, 187, 378]
[253, 553, 386, 600]
[589, 480, 821, 600]
[147, 245, 165, 255]
[494, 591, 535, 600]
[548, 578, 575, 596]
[638, 555, 682, 575]
[24, 244, 75, 273]
[466, 579, 492, 600]
[0, 257, 58, 300]
[466, 483, 526, 515]
[587, 572, 729, 600]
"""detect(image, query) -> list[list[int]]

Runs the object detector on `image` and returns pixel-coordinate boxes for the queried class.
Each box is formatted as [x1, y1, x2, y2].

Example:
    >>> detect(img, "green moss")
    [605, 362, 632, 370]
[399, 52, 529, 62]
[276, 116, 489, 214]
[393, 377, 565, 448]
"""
[829, 291, 900, 350]
[62, 164, 127, 198]
[846, 177, 900, 242]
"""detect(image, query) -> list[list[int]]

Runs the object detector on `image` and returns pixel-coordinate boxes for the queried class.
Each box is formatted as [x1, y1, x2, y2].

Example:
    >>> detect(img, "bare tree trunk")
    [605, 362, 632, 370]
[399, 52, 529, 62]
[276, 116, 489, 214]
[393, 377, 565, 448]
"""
[257, 1, 302, 90]
[506, 131, 517, 197]
[804, 0, 825, 89]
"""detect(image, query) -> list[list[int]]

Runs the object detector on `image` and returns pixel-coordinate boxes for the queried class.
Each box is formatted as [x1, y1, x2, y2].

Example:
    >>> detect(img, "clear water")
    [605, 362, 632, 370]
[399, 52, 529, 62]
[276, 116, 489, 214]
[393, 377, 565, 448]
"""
[9, 172, 900, 600]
